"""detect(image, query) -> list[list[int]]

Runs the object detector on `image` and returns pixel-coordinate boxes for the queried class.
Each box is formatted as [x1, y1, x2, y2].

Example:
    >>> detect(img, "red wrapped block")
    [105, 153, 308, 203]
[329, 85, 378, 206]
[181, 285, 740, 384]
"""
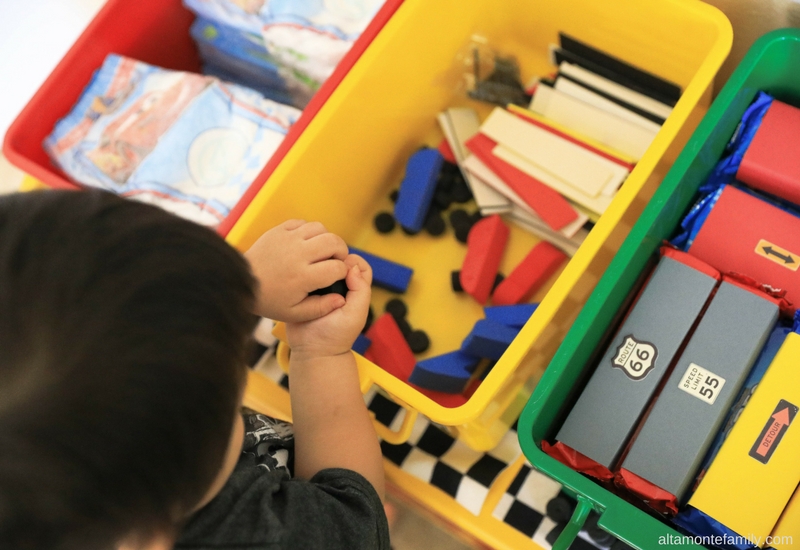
[616, 468, 679, 516]
[737, 99, 800, 205]
[542, 440, 614, 482]
[688, 185, 800, 307]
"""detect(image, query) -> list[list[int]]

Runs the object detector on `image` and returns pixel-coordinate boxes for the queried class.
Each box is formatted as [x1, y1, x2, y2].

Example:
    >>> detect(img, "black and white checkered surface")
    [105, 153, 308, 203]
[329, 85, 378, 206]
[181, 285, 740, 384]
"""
[250, 342, 611, 550]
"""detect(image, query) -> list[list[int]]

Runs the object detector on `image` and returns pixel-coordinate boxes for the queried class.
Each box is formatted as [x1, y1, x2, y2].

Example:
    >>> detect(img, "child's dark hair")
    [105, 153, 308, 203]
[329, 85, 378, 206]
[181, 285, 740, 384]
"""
[0, 190, 257, 549]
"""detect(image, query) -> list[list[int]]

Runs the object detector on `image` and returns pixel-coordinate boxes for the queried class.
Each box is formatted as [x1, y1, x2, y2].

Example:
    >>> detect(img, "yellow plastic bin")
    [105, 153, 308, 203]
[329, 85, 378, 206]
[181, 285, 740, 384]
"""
[231, 0, 732, 451]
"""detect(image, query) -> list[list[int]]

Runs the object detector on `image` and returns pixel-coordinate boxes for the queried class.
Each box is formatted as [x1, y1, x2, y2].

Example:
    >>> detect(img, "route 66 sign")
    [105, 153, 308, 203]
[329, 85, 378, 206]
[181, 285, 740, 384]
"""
[611, 335, 657, 380]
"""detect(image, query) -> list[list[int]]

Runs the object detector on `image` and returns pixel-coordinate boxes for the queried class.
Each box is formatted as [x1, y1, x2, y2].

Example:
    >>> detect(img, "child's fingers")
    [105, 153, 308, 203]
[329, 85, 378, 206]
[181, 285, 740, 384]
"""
[306, 259, 349, 290]
[295, 221, 328, 239]
[305, 232, 349, 262]
[281, 219, 307, 230]
[344, 254, 372, 287]
[291, 293, 346, 322]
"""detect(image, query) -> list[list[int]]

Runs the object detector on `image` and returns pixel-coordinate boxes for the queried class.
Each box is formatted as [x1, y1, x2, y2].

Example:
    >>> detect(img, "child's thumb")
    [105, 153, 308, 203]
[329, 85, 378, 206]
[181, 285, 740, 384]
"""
[344, 265, 371, 310]
[293, 293, 346, 322]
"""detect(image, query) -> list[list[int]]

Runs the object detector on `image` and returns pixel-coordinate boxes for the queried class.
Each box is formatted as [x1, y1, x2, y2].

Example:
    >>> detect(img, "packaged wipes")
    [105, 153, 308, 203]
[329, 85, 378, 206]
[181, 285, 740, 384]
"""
[184, 0, 384, 99]
[45, 54, 301, 227]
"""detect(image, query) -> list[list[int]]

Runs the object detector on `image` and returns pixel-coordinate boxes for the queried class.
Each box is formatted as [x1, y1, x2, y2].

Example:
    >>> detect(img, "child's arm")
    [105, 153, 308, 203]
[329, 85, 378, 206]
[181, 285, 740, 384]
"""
[244, 219, 350, 322]
[285, 254, 385, 501]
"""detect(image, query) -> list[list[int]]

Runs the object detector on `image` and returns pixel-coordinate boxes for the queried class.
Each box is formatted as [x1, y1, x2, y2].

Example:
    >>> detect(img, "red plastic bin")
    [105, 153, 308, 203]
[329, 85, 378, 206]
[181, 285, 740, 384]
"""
[1, 0, 401, 236]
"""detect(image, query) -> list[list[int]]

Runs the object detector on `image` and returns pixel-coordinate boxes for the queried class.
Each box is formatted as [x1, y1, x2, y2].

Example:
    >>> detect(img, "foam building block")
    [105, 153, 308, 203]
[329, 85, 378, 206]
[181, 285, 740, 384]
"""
[492, 241, 567, 305]
[507, 104, 636, 169]
[556, 61, 673, 121]
[465, 132, 580, 231]
[460, 318, 520, 360]
[553, 76, 663, 133]
[507, 205, 587, 257]
[556, 33, 682, 105]
[393, 147, 444, 233]
[459, 214, 509, 304]
[484, 303, 539, 328]
[408, 350, 480, 394]
[438, 107, 511, 214]
[437, 137, 457, 164]
[352, 333, 372, 355]
[364, 313, 416, 381]
[529, 83, 656, 161]
[619, 279, 779, 508]
[460, 154, 587, 239]
[479, 107, 630, 201]
[687, 185, 800, 305]
[737, 99, 800, 205]
[556, 249, 721, 469]
[686, 332, 800, 544]
[492, 143, 614, 217]
[348, 246, 412, 294]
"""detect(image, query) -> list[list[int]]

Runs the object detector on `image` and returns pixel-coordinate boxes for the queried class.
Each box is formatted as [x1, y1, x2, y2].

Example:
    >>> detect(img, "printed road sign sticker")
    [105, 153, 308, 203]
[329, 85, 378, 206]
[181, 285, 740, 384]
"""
[755, 239, 800, 272]
[749, 399, 798, 464]
[611, 335, 657, 380]
[677, 363, 726, 405]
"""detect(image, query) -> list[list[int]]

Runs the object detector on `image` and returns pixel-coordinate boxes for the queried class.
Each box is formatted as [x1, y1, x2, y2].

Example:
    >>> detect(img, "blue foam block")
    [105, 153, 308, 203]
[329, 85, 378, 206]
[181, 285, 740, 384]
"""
[394, 148, 444, 232]
[461, 318, 520, 360]
[408, 351, 480, 394]
[348, 246, 413, 293]
[484, 303, 539, 328]
[352, 333, 372, 355]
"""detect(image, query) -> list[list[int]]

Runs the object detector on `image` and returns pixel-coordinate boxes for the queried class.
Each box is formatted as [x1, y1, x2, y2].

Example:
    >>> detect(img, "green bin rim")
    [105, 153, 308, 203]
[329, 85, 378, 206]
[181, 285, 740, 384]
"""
[518, 27, 800, 550]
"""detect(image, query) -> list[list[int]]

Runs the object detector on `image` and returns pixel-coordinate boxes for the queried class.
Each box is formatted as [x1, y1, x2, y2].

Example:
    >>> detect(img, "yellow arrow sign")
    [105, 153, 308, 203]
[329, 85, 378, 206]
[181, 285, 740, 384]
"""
[756, 239, 800, 272]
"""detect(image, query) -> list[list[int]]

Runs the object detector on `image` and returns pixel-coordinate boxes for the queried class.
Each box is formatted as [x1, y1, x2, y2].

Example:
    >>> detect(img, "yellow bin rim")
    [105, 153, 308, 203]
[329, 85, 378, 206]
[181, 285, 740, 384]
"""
[228, 0, 733, 429]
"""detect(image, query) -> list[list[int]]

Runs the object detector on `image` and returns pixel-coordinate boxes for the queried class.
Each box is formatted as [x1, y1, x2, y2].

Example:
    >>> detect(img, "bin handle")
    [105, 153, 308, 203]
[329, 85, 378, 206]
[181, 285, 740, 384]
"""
[274, 340, 419, 445]
[552, 495, 593, 550]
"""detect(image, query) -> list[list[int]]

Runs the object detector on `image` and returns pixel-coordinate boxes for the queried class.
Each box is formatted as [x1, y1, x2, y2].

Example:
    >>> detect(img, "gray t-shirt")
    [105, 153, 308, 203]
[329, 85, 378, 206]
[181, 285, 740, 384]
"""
[175, 412, 390, 550]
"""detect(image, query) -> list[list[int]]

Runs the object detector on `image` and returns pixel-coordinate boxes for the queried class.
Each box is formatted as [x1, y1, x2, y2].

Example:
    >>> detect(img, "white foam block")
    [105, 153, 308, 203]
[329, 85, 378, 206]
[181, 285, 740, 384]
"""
[462, 154, 587, 238]
[506, 206, 587, 257]
[553, 77, 662, 133]
[480, 107, 629, 199]
[438, 108, 511, 212]
[558, 61, 673, 120]
[492, 144, 614, 216]
[529, 85, 658, 161]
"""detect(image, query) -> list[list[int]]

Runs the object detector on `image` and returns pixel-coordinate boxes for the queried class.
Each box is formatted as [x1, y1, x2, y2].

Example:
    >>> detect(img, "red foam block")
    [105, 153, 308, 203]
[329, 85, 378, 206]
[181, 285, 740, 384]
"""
[437, 137, 458, 164]
[460, 214, 510, 304]
[365, 313, 469, 408]
[465, 133, 578, 231]
[492, 241, 567, 305]
[364, 313, 416, 381]
[737, 99, 800, 205]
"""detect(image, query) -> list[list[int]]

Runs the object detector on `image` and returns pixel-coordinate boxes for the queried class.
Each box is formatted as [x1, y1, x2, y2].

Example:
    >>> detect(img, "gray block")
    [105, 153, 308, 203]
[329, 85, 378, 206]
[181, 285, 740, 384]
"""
[556, 253, 719, 468]
[620, 281, 779, 501]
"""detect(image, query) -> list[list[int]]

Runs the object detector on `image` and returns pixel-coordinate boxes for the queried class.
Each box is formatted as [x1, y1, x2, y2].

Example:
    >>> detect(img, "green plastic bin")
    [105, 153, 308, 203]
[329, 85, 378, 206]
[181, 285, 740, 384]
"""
[518, 28, 800, 550]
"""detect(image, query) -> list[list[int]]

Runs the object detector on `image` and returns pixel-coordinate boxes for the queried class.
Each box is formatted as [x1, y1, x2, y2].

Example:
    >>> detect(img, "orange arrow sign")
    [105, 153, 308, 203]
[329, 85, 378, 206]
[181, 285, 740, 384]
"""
[773, 407, 791, 426]
[750, 399, 798, 464]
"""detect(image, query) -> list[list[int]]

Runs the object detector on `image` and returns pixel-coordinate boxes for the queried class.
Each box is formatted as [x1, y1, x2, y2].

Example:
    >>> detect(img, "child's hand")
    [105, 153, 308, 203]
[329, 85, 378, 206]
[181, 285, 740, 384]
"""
[244, 220, 350, 323]
[286, 254, 372, 359]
